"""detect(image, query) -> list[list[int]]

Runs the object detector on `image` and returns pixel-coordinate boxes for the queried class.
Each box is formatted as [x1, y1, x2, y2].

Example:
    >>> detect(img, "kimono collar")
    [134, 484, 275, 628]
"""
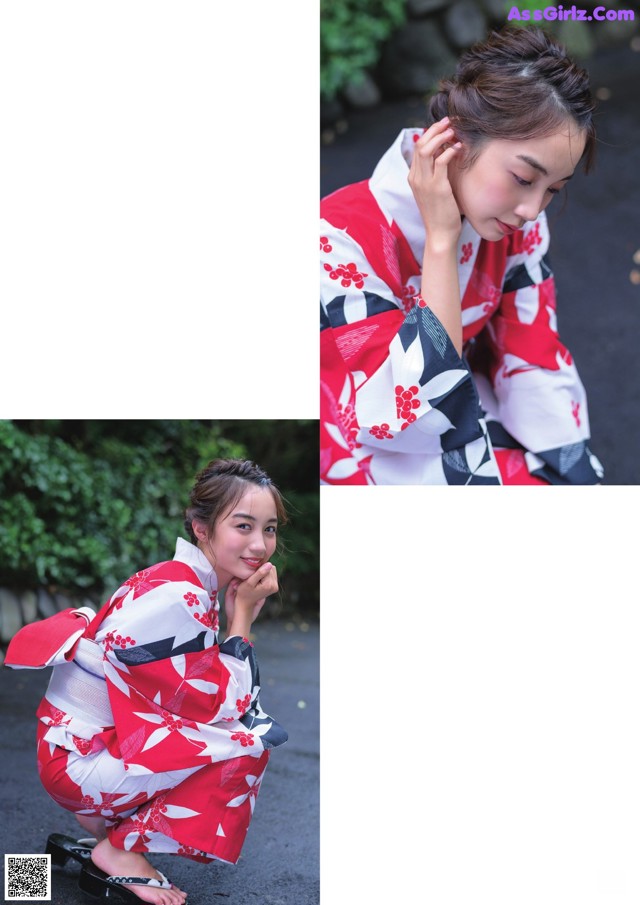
[173, 537, 218, 596]
[369, 128, 480, 268]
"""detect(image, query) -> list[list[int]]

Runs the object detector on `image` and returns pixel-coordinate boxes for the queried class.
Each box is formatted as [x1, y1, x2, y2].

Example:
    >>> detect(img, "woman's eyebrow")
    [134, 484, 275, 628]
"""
[517, 154, 573, 181]
[231, 512, 278, 523]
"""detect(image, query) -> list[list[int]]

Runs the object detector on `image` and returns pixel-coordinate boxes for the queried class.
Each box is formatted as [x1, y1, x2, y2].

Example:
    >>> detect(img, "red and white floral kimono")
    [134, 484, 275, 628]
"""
[35, 538, 287, 864]
[320, 128, 603, 485]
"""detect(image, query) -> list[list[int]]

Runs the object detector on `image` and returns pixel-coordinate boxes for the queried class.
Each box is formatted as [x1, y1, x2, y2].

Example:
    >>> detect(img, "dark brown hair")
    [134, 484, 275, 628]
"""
[428, 26, 596, 172]
[184, 458, 288, 543]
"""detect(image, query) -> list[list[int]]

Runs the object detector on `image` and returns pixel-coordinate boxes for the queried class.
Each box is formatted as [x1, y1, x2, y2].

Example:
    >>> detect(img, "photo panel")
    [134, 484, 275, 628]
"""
[0, 418, 318, 904]
[320, 9, 640, 485]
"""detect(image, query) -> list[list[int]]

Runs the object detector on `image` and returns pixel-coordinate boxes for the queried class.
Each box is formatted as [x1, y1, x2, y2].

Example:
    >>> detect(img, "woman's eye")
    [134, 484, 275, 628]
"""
[266, 526, 277, 535]
[236, 523, 251, 530]
[513, 174, 531, 187]
[547, 187, 561, 195]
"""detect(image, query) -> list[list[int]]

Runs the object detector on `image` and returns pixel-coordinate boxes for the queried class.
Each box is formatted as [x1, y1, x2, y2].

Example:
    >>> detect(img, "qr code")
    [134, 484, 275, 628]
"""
[4, 854, 51, 901]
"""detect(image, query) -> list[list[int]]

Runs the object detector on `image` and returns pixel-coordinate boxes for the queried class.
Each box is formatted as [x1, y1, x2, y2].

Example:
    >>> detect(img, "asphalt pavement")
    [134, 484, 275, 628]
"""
[320, 43, 640, 485]
[0, 619, 319, 905]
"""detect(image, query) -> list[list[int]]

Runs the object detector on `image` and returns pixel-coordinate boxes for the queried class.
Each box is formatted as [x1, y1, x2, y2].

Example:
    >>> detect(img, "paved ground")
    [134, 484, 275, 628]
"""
[0, 619, 319, 905]
[321, 43, 640, 485]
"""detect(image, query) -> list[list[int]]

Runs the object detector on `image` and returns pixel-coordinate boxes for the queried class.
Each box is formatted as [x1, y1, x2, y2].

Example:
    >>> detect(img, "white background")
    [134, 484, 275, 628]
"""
[322, 487, 640, 904]
[0, 2, 318, 418]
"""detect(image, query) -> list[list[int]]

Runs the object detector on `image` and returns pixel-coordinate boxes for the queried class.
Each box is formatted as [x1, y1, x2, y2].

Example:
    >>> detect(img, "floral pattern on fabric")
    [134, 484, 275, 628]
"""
[36, 541, 286, 864]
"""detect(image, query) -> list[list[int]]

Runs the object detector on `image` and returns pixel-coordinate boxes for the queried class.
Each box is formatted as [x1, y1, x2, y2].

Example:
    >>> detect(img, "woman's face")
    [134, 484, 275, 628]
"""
[204, 486, 278, 588]
[448, 121, 587, 242]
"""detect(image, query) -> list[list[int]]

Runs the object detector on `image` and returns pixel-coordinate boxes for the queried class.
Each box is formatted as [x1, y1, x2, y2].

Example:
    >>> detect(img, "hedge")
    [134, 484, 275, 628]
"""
[0, 420, 318, 615]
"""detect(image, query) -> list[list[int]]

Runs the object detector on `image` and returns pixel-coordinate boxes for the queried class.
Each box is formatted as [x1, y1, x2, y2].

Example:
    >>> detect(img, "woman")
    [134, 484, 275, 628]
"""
[320, 26, 604, 485]
[22, 459, 287, 904]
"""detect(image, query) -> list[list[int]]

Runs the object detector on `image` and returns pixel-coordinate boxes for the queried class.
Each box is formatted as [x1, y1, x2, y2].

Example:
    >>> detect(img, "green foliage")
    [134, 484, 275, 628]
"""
[320, 0, 406, 101]
[0, 420, 318, 615]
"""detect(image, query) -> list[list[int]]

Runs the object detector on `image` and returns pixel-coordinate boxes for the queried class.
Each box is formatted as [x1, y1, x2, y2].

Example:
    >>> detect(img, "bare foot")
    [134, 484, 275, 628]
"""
[91, 838, 187, 905]
[75, 813, 107, 842]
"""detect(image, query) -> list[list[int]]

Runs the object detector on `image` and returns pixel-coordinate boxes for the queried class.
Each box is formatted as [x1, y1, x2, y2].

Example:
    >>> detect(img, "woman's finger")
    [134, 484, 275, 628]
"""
[415, 129, 456, 164]
[415, 117, 455, 146]
[432, 143, 462, 169]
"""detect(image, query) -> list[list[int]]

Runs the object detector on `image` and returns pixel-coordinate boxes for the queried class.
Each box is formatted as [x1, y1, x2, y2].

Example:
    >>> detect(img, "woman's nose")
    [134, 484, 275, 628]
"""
[249, 533, 266, 553]
[515, 192, 547, 223]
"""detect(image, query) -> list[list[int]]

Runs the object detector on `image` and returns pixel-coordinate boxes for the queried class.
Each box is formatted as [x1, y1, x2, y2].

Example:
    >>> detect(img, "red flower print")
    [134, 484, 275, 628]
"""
[124, 570, 150, 591]
[323, 261, 368, 289]
[571, 400, 581, 427]
[48, 708, 70, 727]
[194, 610, 215, 629]
[72, 736, 92, 756]
[150, 804, 168, 825]
[131, 816, 149, 835]
[148, 795, 167, 816]
[81, 795, 96, 810]
[401, 284, 419, 314]
[459, 242, 473, 265]
[369, 423, 393, 440]
[320, 235, 332, 253]
[184, 591, 200, 607]
[161, 710, 184, 732]
[103, 632, 135, 652]
[523, 223, 542, 255]
[395, 384, 421, 430]
[209, 590, 218, 605]
[231, 731, 255, 748]
[236, 694, 252, 716]
[100, 793, 120, 811]
[337, 402, 362, 450]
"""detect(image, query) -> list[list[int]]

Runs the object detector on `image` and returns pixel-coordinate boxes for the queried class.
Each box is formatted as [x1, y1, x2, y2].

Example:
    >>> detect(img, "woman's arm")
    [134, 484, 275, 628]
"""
[488, 212, 603, 484]
[409, 117, 464, 355]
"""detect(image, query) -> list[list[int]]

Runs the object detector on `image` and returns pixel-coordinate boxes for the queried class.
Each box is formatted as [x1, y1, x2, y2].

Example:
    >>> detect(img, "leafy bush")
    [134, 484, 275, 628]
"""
[321, 0, 406, 101]
[0, 420, 318, 615]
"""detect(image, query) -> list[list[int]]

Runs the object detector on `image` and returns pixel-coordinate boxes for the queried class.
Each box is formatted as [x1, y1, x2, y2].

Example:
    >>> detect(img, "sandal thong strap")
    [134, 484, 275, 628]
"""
[105, 871, 172, 889]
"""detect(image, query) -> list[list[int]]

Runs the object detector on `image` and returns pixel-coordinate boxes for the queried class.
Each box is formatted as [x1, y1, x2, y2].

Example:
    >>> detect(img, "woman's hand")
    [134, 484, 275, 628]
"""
[408, 117, 463, 251]
[225, 563, 278, 639]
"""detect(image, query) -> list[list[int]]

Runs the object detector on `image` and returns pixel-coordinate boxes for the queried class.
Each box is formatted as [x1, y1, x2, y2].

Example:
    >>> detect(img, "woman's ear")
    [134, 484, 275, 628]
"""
[192, 520, 208, 543]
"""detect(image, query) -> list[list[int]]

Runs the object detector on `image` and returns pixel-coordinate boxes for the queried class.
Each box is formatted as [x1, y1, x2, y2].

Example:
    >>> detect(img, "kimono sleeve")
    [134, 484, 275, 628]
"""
[320, 212, 500, 485]
[486, 212, 603, 484]
[96, 574, 273, 774]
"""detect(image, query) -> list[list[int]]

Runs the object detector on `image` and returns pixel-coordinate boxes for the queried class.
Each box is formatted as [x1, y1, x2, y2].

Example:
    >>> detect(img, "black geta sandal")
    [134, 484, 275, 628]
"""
[78, 860, 173, 902]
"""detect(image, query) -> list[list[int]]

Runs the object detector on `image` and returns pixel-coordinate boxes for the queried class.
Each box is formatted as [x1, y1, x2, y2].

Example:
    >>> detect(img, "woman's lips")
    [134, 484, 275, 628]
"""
[241, 558, 262, 568]
[496, 219, 520, 235]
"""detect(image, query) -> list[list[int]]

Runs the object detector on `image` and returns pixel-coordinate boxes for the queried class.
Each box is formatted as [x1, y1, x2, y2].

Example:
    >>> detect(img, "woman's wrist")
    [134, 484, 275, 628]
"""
[419, 242, 463, 356]
[424, 235, 459, 257]
[227, 615, 252, 639]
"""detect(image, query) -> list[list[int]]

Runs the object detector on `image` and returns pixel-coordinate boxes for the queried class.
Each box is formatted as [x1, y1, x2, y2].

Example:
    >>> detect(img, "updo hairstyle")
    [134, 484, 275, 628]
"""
[184, 458, 287, 544]
[428, 26, 596, 171]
